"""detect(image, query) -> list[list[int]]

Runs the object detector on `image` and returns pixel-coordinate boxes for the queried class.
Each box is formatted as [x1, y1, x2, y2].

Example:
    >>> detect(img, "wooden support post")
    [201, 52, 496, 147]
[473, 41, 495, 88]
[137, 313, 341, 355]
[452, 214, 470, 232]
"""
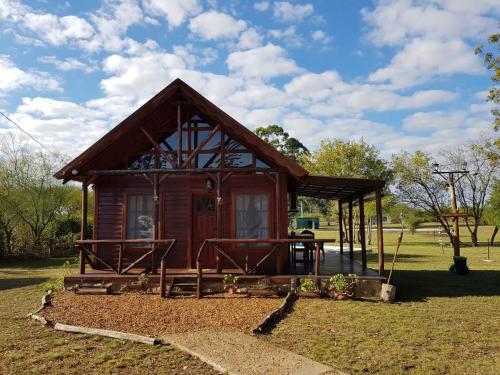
[160, 259, 166, 298]
[348, 197, 354, 261]
[359, 194, 367, 270]
[216, 172, 222, 273]
[375, 189, 385, 275]
[196, 260, 203, 299]
[79, 246, 85, 275]
[177, 104, 182, 166]
[152, 173, 159, 275]
[338, 201, 344, 255]
[315, 242, 320, 276]
[117, 244, 123, 274]
[80, 180, 88, 274]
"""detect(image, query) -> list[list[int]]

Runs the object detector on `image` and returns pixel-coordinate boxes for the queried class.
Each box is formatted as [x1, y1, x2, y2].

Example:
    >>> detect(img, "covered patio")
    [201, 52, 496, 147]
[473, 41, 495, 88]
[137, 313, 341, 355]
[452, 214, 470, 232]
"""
[292, 175, 386, 277]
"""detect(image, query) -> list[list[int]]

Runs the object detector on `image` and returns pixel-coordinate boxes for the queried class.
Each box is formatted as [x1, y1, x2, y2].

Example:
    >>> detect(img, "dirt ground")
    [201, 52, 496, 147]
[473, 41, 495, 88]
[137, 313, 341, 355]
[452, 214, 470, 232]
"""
[42, 292, 283, 336]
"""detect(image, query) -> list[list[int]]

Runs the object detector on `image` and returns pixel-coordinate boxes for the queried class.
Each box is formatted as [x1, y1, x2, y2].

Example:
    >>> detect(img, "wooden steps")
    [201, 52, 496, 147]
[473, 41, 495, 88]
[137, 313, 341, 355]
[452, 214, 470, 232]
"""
[74, 283, 112, 295]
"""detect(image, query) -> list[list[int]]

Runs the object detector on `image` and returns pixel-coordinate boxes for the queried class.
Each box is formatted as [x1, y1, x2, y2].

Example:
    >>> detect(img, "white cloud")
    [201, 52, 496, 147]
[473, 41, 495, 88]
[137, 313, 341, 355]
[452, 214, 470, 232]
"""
[38, 56, 95, 73]
[0, 0, 95, 46]
[227, 44, 302, 79]
[143, 0, 202, 30]
[311, 30, 332, 44]
[254, 1, 270, 12]
[238, 28, 263, 50]
[368, 38, 483, 88]
[402, 110, 466, 132]
[0, 55, 61, 95]
[273, 2, 313, 22]
[269, 26, 303, 48]
[188, 11, 247, 40]
[173, 44, 217, 67]
[86, 0, 146, 53]
[362, 0, 498, 47]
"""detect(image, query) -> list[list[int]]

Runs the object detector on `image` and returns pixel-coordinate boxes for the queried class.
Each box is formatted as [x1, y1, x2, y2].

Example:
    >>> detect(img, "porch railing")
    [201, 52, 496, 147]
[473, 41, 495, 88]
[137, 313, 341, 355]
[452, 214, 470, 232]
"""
[75, 239, 176, 276]
[195, 238, 336, 298]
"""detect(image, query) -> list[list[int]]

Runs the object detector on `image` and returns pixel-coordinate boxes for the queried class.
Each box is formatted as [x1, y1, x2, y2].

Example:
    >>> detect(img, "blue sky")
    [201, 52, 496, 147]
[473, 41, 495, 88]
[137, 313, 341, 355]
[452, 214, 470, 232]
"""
[0, 0, 498, 160]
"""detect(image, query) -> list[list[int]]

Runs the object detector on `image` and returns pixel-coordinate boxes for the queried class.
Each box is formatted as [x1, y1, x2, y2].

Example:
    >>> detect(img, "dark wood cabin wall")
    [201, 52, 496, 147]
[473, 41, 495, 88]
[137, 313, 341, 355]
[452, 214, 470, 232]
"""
[94, 173, 289, 274]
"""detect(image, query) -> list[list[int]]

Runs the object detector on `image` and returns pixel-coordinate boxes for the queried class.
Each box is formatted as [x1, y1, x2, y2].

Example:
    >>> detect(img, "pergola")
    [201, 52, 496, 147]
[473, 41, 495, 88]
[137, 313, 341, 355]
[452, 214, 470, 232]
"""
[294, 175, 386, 275]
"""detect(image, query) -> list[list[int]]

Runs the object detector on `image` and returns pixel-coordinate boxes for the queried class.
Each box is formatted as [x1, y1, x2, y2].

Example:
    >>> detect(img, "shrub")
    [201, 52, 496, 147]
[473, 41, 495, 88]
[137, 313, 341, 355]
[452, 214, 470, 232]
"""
[300, 278, 317, 292]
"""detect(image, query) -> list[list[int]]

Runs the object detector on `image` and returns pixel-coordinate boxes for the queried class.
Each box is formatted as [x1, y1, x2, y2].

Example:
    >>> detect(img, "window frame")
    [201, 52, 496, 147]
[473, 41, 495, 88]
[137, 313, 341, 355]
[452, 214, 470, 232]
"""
[123, 192, 156, 246]
[231, 189, 274, 249]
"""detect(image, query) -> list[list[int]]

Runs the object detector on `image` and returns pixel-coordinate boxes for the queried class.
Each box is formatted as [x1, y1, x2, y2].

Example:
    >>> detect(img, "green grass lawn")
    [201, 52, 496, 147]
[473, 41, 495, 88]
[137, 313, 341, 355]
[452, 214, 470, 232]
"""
[266, 225, 500, 375]
[0, 258, 217, 375]
[1, 226, 499, 374]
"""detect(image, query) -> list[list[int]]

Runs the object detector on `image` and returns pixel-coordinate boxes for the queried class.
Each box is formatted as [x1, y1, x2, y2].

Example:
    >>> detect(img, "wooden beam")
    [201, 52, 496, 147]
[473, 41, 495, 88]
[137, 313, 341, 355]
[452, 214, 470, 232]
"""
[80, 180, 88, 274]
[348, 198, 354, 261]
[359, 194, 367, 269]
[177, 104, 182, 166]
[181, 124, 221, 168]
[376, 188, 385, 275]
[152, 173, 160, 275]
[140, 127, 178, 168]
[216, 172, 222, 273]
[338, 201, 343, 255]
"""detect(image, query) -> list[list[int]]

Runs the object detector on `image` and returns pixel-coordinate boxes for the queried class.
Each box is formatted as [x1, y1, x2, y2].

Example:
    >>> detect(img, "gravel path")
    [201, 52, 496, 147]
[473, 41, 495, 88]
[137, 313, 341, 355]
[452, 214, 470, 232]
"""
[42, 292, 282, 336]
[163, 330, 343, 375]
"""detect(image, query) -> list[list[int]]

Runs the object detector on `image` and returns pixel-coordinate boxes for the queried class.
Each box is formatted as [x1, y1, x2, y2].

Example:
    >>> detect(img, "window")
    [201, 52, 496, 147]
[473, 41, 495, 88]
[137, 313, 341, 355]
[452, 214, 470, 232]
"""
[127, 195, 154, 240]
[236, 194, 269, 242]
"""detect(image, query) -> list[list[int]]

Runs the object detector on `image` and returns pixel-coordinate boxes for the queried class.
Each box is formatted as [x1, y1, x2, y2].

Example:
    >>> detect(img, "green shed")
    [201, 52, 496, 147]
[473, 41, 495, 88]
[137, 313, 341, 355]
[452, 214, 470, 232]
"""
[296, 217, 320, 229]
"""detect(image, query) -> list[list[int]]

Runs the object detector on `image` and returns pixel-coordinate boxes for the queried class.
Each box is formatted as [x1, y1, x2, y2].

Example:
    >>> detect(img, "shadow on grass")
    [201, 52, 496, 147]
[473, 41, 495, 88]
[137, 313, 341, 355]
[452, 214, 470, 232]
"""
[393, 270, 500, 302]
[0, 257, 74, 269]
[0, 277, 48, 291]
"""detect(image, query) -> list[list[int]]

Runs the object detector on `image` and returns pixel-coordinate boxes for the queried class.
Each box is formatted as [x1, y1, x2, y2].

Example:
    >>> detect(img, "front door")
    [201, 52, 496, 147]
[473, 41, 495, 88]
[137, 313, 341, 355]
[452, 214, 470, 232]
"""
[192, 193, 217, 269]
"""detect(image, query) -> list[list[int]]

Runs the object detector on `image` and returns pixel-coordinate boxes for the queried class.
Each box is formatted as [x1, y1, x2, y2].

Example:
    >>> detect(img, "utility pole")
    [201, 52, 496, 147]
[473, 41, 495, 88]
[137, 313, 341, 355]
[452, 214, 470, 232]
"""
[432, 162, 471, 257]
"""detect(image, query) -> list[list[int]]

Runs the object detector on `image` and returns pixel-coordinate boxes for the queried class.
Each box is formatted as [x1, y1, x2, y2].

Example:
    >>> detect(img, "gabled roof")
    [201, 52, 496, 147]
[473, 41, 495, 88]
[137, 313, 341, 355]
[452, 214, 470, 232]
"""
[54, 78, 308, 182]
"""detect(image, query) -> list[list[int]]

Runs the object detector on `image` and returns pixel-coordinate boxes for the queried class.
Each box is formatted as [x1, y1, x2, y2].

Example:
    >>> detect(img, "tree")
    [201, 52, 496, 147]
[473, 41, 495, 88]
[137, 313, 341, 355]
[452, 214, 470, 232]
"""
[392, 150, 456, 245]
[484, 179, 500, 244]
[445, 139, 499, 246]
[255, 124, 309, 161]
[302, 138, 392, 181]
[475, 31, 499, 146]
[0, 133, 67, 255]
[303, 138, 391, 241]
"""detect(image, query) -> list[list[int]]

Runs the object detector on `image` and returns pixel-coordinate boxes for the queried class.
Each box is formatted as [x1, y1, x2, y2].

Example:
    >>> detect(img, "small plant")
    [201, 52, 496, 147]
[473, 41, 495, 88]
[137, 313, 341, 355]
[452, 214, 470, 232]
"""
[223, 274, 239, 294]
[223, 274, 239, 285]
[41, 260, 74, 293]
[138, 272, 150, 286]
[300, 278, 317, 292]
[329, 273, 354, 300]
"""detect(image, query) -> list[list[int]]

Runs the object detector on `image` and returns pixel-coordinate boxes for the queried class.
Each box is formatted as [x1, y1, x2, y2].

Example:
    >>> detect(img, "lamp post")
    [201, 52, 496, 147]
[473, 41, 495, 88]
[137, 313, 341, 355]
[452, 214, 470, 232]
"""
[432, 162, 473, 274]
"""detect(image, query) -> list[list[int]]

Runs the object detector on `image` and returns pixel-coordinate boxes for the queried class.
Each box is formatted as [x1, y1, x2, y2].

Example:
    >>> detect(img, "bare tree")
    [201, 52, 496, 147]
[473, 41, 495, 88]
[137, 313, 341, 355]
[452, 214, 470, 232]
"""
[445, 139, 499, 246]
[0, 133, 67, 255]
[392, 151, 456, 245]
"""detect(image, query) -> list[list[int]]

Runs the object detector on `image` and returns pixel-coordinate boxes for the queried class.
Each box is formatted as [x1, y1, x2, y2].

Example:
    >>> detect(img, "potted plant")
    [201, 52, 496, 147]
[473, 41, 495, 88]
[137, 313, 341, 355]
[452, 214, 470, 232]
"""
[298, 278, 320, 298]
[329, 273, 354, 300]
[223, 274, 239, 294]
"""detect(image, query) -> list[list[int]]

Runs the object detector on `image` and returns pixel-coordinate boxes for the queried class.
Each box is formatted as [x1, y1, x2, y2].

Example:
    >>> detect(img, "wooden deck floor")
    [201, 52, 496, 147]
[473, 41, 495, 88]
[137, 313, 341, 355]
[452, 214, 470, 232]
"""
[291, 251, 378, 277]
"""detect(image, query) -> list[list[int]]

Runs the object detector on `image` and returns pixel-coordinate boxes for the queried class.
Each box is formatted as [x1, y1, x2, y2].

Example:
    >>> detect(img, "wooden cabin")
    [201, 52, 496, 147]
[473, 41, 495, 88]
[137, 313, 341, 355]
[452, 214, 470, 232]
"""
[55, 79, 386, 293]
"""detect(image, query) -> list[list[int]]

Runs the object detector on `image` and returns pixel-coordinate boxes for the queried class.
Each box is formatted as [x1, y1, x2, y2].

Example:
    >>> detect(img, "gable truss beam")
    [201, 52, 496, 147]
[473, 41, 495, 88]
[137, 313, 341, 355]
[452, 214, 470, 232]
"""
[140, 127, 178, 169]
[181, 124, 221, 168]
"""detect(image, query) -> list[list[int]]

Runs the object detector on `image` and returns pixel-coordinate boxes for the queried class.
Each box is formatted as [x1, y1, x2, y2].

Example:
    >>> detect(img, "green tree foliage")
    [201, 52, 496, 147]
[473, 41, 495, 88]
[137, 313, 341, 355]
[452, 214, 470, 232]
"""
[0, 133, 85, 257]
[255, 124, 309, 161]
[484, 179, 500, 226]
[475, 31, 499, 145]
[301, 138, 391, 181]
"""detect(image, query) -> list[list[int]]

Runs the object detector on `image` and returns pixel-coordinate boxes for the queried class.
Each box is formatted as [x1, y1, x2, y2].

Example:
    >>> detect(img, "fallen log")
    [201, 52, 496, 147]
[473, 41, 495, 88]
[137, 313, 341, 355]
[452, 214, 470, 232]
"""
[253, 291, 297, 334]
[53, 323, 161, 345]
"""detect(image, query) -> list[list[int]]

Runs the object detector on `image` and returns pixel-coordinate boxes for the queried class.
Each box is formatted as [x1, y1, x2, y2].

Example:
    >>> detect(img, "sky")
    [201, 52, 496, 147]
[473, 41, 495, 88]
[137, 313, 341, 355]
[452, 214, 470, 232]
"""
[0, 0, 498, 162]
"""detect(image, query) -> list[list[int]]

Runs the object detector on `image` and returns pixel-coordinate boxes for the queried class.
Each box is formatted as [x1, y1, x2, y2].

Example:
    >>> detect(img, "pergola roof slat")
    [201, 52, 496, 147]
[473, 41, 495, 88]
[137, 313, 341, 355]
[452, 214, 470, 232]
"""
[295, 175, 385, 201]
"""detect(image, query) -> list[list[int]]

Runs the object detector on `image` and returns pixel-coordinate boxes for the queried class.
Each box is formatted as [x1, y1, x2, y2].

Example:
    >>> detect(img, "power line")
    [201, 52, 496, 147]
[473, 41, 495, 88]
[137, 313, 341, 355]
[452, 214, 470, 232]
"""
[0, 110, 66, 162]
